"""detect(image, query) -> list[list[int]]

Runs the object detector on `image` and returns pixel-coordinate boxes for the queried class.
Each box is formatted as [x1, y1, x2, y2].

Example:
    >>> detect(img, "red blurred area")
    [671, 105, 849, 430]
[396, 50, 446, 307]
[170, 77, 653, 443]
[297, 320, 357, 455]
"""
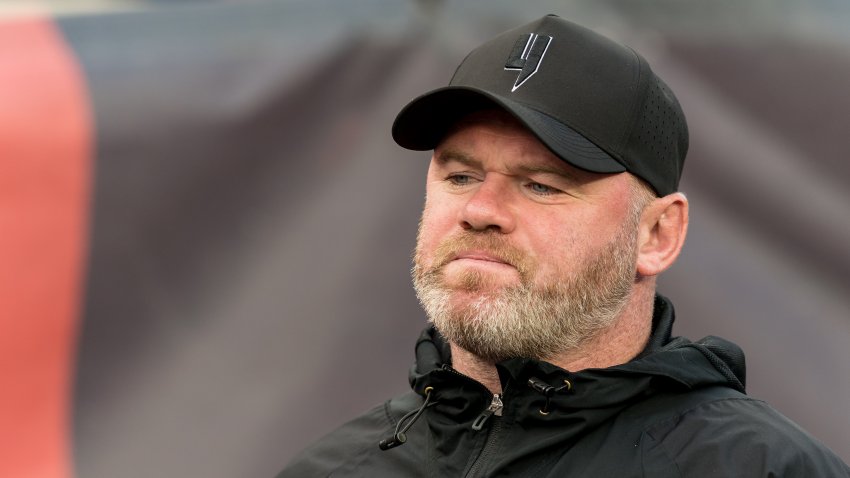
[0, 14, 92, 478]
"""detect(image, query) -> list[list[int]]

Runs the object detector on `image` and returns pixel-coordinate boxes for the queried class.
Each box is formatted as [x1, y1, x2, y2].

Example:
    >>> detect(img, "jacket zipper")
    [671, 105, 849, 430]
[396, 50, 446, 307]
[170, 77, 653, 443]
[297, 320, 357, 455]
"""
[471, 393, 503, 430]
[466, 393, 505, 477]
[437, 365, 508, 477]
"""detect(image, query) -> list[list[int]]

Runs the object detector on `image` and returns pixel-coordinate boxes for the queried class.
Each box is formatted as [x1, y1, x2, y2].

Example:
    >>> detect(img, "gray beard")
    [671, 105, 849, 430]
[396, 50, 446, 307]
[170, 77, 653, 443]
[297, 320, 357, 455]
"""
[412, 222, 639, 363]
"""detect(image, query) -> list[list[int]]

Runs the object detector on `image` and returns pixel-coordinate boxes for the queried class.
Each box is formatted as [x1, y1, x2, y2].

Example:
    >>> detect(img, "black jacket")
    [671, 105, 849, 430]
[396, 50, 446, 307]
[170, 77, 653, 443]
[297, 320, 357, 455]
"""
[279, 296, 850, 477]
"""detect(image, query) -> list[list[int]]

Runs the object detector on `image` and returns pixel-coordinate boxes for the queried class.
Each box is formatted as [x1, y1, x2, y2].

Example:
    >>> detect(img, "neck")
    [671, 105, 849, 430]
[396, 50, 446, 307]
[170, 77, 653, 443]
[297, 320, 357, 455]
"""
[451, 345, 503, 393]
[451, 282, 656, 394]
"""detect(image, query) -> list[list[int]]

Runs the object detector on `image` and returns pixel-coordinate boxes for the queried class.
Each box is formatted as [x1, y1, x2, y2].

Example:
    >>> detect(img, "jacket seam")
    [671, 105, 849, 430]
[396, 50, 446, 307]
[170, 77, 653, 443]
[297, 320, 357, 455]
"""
[641, 429, 684, 478]
[669, 396, 761, 422]
[383, 399, 398, 427]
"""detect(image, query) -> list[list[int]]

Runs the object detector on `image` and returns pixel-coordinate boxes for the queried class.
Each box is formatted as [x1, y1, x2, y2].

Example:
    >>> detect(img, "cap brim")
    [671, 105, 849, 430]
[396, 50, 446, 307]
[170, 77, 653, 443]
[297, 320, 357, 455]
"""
[391, 86, 626, 174]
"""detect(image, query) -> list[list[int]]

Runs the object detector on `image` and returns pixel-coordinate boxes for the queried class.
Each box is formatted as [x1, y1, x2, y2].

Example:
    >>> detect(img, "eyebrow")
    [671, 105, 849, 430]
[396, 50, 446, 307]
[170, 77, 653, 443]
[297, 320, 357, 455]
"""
[434, 149, 481, 168]
[516, 164, 579, 182]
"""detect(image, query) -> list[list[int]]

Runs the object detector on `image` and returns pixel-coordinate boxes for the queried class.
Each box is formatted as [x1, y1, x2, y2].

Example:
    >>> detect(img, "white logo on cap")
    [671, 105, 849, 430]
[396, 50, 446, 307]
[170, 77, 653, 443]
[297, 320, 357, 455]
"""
[504, 33, 553, 92]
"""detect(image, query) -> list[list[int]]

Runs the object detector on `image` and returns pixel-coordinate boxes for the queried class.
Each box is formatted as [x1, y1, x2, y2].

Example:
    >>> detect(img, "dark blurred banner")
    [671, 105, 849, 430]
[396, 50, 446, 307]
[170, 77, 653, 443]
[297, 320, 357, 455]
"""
[1, 1, 848, 477]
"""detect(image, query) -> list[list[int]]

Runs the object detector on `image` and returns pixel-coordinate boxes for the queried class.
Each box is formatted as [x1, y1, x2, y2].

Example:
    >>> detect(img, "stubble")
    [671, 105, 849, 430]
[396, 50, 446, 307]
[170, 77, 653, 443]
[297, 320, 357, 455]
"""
[412, 213, 641, 363]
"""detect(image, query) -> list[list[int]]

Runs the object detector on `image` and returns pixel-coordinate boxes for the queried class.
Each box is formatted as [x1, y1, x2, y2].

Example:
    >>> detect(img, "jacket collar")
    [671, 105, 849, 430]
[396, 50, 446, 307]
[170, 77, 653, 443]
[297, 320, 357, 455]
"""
[408, 294, 746, 425]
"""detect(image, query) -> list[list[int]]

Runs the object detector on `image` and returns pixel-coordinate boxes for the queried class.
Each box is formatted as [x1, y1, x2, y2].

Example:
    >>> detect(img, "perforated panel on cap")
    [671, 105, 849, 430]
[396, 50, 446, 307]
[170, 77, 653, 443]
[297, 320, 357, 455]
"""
[625, 74, 689, 196]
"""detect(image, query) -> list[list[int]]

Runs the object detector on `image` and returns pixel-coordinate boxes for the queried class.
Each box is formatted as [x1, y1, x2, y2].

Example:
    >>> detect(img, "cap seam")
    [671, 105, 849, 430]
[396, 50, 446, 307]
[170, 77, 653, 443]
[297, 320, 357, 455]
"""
[618, 47, 652, 171]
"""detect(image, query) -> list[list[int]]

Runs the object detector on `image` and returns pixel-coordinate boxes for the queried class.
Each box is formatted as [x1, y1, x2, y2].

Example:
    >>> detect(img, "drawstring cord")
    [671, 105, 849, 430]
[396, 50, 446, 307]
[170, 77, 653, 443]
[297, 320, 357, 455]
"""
[379, 387, 437, 450]
[527, 377, 572, 415]
[379, 376, 571, 450]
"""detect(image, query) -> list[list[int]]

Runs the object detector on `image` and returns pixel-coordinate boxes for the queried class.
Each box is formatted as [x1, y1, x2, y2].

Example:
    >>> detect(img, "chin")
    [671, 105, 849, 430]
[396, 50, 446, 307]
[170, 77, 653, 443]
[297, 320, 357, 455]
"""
[447, 287, 513, 314]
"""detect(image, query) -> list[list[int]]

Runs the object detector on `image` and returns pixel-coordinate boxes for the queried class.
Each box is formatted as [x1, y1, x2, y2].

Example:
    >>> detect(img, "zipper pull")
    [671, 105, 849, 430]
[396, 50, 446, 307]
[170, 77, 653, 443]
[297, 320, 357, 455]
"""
[471, 393, 503, 431]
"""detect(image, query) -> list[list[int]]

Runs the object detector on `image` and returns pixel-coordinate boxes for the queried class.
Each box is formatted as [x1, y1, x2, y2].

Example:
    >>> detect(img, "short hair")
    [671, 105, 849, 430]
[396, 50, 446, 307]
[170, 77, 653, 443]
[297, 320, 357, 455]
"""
[628, 175, 658, 222]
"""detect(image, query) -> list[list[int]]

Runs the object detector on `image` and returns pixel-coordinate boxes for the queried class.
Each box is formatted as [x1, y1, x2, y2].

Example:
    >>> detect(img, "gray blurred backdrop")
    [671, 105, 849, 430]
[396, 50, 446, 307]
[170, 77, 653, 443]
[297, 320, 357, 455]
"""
[18, 0, 848, 476]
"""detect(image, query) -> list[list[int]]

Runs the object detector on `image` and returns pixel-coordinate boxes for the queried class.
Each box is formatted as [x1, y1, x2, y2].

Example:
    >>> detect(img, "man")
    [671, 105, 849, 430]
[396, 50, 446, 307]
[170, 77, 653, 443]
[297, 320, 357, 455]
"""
[279, 15, 850, 477]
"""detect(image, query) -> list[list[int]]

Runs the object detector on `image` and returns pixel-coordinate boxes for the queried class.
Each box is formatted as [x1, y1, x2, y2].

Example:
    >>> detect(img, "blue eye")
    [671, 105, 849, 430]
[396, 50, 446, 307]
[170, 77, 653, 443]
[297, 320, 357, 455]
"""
[448, 174, 472, 185]
[529, 182, 554, 194]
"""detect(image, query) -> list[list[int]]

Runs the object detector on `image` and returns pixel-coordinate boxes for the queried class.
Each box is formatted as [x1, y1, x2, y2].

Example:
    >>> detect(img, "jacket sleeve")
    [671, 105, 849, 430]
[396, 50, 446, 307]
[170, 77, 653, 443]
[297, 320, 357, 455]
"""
[641, 397, 850, 477]
[276, 403, 391, 478]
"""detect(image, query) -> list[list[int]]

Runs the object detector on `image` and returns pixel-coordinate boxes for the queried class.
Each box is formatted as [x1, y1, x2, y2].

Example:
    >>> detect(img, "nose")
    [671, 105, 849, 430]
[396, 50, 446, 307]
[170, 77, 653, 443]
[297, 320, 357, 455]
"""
[459, 176, 517, 233]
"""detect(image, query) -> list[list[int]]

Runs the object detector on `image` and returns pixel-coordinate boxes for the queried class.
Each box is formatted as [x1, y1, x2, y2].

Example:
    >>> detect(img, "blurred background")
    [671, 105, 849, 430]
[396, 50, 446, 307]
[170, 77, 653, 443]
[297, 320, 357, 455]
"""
[1, 0, 849, 476]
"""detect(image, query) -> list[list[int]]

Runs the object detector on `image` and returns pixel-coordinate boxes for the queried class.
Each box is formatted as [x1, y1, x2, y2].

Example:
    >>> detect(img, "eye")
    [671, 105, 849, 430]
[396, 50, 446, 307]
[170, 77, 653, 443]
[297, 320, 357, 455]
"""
[447, 174, 473, 186]
[527, 182, 559, 195]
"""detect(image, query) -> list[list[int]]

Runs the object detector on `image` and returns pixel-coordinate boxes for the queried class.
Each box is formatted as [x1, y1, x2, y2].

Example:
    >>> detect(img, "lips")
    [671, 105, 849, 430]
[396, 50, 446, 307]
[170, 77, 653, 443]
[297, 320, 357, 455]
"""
[429, 234, 528, 273]
[451, 251, 512, 266]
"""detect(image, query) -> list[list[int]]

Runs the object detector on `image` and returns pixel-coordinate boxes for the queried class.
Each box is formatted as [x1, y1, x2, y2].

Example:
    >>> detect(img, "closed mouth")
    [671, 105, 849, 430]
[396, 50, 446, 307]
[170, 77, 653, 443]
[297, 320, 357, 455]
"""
[451, 251, 512, 266]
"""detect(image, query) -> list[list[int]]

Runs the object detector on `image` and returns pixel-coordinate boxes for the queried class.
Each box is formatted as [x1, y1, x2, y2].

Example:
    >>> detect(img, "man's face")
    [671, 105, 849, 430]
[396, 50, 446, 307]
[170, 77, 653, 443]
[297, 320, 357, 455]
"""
[412, 111, 645, 363]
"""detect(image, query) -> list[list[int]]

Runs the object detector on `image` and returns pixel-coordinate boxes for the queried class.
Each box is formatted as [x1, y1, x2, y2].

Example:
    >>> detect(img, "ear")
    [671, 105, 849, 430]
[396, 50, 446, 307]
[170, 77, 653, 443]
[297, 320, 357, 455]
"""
[635, 192, 689, 277]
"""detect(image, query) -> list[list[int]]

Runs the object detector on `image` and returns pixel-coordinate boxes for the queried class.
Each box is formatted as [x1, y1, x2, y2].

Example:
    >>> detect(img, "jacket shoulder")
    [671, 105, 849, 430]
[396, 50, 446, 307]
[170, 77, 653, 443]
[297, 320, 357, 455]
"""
[277, 391, 423, 478]
[641, 394, 850, 477]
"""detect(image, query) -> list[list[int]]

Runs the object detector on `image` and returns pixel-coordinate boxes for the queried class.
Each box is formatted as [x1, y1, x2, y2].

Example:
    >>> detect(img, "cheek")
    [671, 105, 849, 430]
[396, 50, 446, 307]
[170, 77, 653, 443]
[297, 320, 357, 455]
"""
[417, 198, 457, 264]
[527, 228, 572, 274]
[521, 213, 594, 272]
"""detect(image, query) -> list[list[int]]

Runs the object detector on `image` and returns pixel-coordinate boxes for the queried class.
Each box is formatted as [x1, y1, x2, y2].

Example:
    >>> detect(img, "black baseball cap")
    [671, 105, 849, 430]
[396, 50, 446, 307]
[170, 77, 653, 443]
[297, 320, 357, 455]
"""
[392, 14, 689, 196]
